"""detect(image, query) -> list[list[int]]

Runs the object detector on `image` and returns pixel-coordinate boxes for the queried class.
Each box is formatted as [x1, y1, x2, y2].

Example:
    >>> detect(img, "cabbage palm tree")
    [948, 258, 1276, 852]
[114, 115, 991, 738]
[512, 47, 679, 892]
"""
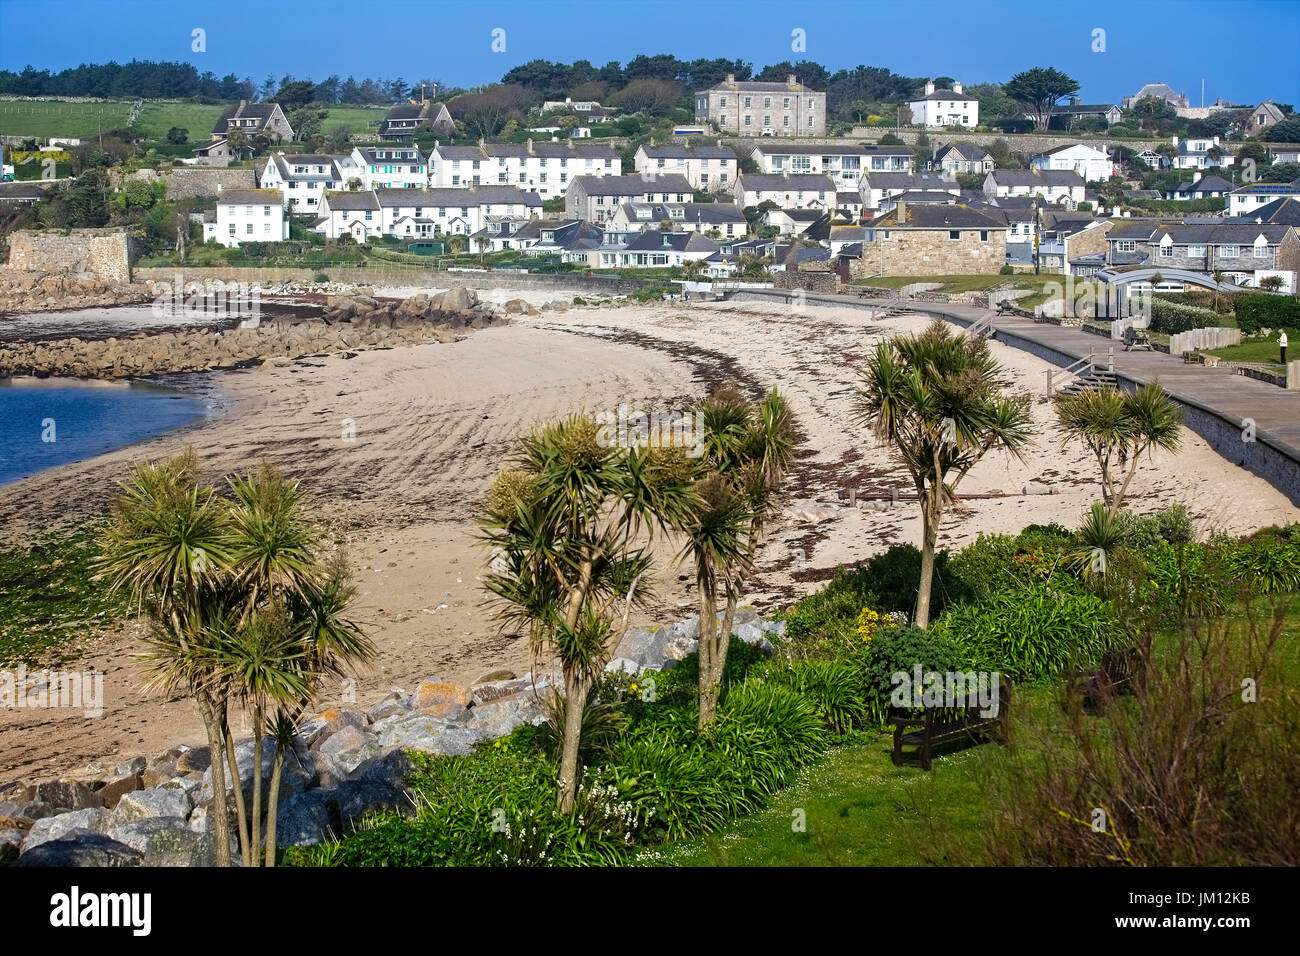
[1053, 382, 1183, 515]
[481, 417, 696, 812]
[854, 321, 1035, 629]
[685, 386, 799, 728]
[98, 453, 372, 867]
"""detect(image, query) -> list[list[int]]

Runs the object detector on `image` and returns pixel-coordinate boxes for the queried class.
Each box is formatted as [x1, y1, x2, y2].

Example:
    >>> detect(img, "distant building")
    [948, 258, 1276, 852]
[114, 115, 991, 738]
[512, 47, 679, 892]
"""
[984, 169, 1086, 206]
[1228, 179, 1300, 217]
[694, 74, 827, 137]
[1166, 173, 1233, 201]
[1245, 101, 1288, 138]
[204, 188, 288, 247]
[258, 153, 347, 215]
[856, 202, 1008, 276]
[429, 140, 622, 199]
[1029, 143, 1114, 182]
[200, 101, 294, 160]
[732, 172, 836, 211]
[633, 142, 738, 192]
[907, 81, 979, 128]
[931, 143, 993, 175]
[1045, 100, 1123, 128]
[379, 100, 455, 141]
[751, 143, 913, 183]
[350, 145, 428, 190]
[1122, 83, 1189, 110]
[565, 174, 692, 224]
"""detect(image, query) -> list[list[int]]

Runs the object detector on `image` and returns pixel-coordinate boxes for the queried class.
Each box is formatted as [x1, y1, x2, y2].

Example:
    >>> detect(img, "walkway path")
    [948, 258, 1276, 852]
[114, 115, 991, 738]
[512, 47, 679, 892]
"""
[731, 289, 1300, 505]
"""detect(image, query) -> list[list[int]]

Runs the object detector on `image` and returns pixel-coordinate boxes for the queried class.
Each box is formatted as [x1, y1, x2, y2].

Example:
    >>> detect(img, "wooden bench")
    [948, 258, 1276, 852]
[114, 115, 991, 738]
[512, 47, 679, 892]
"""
[995, 299, 1014, 316]
[1067, 646, 1144, 716]
[890, 676, 1011, 771]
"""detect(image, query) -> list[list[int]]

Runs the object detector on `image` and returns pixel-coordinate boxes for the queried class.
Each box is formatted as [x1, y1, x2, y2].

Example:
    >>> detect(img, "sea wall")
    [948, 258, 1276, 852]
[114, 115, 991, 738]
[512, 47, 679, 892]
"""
[4, 228, 134, 283]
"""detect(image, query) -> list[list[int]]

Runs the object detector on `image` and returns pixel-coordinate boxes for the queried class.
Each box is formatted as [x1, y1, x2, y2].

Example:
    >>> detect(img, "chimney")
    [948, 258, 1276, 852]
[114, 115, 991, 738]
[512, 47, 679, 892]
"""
[527, 138, 535, 156]
[787, 74, 797, 88]
[897, 201, 906, 224]
[238, 99, 247, 109]
[726, 73, 735, 85]
[924, 81, 935, 96]
[953, 81, 963, 95]
[1193, 171, 1202, 183]
[1171, 135, 1179, 147]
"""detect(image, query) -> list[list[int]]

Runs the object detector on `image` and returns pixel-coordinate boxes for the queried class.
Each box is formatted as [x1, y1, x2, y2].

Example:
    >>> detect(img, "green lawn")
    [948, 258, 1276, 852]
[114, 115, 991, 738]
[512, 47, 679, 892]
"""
[134, 101, 226, 141]
[1206, 333, 1293, 371]
[634, 735, 994, 866]
[0, 99, 133, 139]
[323, 106, 389, 136]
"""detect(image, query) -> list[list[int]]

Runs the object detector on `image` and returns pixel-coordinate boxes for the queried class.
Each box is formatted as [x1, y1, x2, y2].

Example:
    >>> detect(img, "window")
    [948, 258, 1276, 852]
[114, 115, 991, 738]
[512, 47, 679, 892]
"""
[719, 96, 727, 108]
[228, 224, 236, 236]
[744, 97, 751, 107]
[264, 223, 270, 234]
[783, 116, 790, 127]
[763, 97, 771, 107]
[979, 231, 988, 242]
[1218, 245, 1239, 258]
[949, 230, 961, 241]
[1254, 241, 1270, 258]
[1158, 244, 1173, 258]
[763, 115, 771, 126]
[744, 115, 752, 126]
[263, 206, 271, 216]
[246, 223, 253, 235]
[1116, 240, 1136, 253]
[1187, 245, 1206, 258]
[807, 116, 814, 128]
[783, 97, 790, 108]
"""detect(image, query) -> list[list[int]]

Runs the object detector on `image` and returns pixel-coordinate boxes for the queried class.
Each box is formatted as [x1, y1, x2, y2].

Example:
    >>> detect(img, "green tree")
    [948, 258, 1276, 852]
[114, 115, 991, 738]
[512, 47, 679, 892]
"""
[1004, 68, 1081, 130]
[853, 322, 1035, 628]
[1053, 384, 1183, 515]
[480, 418, 696, 812]
[684, 387, 798, 727]
[95, 453, 374, 867]
[165, 126, 189, 145]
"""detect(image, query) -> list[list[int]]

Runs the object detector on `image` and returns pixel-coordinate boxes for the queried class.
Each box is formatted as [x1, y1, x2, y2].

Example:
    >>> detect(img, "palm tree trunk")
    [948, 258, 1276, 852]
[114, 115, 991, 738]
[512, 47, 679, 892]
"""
[557, 667, 584, 813]
[250, 702, 264, 867]
[555, 561, 595, 814]
[198, 697, 231, 868]
[915, 501, 941, 630]
[697, 576, 718, 730]
[264, 741, 285, 867]
[222, 721, 251, 864]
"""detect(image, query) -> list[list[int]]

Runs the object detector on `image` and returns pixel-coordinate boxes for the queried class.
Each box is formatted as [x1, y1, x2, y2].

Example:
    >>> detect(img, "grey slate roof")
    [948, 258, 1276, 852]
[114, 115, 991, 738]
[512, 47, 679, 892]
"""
[738, 173, 836, 191]
[375, 186, 541, 207]
[1229, 197, 1300, 225]
[572, 173, 692, 195]
[212, 102, 282, 135]
[870, 204, 1008, 229]
[322, 191, 380, 211]
[639, 144, 736, 160]
[624, 230, 721, 253]
[989, 169, 1085, 187]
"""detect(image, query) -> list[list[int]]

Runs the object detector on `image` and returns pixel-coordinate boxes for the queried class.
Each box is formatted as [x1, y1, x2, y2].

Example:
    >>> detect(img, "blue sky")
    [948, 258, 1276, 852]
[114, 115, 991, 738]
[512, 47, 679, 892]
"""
[1, 0, 1297, 105]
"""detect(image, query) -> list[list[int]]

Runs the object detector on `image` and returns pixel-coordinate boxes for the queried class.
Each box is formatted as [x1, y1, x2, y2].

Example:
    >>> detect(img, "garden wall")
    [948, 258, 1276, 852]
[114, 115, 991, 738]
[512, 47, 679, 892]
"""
[4, 227, 134, 282]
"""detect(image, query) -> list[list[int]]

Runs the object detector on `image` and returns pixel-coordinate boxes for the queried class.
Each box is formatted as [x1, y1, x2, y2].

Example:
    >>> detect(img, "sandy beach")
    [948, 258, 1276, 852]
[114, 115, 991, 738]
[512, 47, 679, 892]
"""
[3, 296, 1298, 780]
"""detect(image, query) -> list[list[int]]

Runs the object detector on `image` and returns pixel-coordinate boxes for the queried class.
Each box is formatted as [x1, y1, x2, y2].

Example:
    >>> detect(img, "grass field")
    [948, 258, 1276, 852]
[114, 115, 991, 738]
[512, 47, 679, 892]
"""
[1206, 333, 1293, 370]
[0, 99, 388, 144]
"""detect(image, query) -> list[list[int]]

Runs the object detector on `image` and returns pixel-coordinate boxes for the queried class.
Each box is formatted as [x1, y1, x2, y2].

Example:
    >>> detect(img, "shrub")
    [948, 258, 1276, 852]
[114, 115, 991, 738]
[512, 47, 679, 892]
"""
[1127, 504, 1195, 552]
[1235, 292, 1300, 335]
[999, 264, 1015, 275]
[859, 624, 977, 724]
[932, 583, 1122, 683]
[763, 657, 867, 733]
[1149, 298, 1222, 335]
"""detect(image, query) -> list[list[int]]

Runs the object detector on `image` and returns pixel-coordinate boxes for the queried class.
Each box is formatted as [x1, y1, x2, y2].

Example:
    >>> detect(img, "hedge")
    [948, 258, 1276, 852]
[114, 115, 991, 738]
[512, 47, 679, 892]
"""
[1235, 293, 1300, 335]
[1149, 298, 1222, 335]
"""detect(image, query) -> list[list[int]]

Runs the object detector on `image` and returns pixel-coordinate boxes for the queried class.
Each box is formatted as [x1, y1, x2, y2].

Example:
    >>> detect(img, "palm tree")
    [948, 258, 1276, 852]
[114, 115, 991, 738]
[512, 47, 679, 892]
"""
[97, 453, 373, 867]
[481, 418, 696, 812]
[684, 386, 799, 728]
[1053, 383, 1183, 515]
[853, 321, 1036, 629]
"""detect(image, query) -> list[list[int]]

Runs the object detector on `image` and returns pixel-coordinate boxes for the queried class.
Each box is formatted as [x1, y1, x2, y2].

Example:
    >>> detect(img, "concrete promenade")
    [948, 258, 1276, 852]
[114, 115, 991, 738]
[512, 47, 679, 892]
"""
[731, 289, 1300, 505]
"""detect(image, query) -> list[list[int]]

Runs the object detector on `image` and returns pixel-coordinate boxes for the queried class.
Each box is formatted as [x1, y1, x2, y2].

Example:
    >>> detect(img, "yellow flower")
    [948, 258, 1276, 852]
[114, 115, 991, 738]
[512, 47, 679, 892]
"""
[856, 607, 880, 644]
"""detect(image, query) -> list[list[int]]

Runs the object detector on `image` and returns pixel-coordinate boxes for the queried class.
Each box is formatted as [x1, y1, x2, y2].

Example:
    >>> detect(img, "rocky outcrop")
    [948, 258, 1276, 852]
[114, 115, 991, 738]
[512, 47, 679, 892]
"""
[3, 612, 784, 866]
[0, 286, 507, 379]
[0, 270, 151, 313]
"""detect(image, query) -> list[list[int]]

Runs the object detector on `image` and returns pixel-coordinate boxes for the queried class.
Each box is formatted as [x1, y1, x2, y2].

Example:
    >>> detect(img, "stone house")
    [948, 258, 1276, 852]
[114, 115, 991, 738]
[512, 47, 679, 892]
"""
[732, 172, 836, 211]
[379, 101, 455, 141]
[694, 74, 827, 137]
[632, 142, 737, 193]
[854, 202, 1008, 276]
[565, 174, 692, 224]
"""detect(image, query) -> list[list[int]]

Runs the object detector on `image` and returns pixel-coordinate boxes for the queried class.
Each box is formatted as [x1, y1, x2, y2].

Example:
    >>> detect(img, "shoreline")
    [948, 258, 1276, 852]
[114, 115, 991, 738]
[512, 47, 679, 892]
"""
[2, 298, 1298, 782]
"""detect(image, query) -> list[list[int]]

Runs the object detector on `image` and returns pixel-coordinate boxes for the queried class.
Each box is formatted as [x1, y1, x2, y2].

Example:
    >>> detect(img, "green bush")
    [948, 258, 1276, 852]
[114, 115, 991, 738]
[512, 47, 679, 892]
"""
[1149, 298, 1222, 335]
[931, 583, 1122, 682]
[859, 624, 977, 724]
[762, 657, 867, 733]
[1127, 504, 1195, 552]
[1235, 292, 1300, 335]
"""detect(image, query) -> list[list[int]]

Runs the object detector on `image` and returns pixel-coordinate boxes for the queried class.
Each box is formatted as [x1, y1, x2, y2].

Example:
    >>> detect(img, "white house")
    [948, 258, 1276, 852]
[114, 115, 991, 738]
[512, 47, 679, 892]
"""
[608, 202, 748, 238]
[590, 230, 720, 270]
[632, 142, 737, 192]
[1228, 180, 1300, 217]
[258, 153, 346, 215]
[350, 145, 428, 190]
[732, 172, 836, 210]
[1170, 136, 1235, 170]
[204, 188, 288, 247]
[983, 169, 1086, 205]
[907, 81, 978, 128]
[316, 186, 541, 241]
[750, 144, 913, 185]
[931, 143, 993, 175]
[858, 172, 960, 211]
[1030, 143, 1114, 182]
[565, 174, 693, 223]
[428, 140, 622, 199]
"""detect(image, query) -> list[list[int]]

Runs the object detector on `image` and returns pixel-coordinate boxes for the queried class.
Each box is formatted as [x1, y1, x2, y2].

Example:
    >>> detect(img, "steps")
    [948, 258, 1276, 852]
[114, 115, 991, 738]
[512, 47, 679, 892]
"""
[1057, 367, 1118, 396]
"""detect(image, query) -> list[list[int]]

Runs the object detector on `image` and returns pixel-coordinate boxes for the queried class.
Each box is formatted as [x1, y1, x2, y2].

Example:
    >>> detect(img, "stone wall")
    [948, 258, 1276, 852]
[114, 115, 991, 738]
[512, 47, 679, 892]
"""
[853, 228, 1007, 276]
[115, 167, 258, 199]
[4, 228, 134, 282]
[773, 268, 838, 293]
[843, 129, 1162, 154]
[134, 265, 659, 295]
[1168, 326, 1241, 356]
